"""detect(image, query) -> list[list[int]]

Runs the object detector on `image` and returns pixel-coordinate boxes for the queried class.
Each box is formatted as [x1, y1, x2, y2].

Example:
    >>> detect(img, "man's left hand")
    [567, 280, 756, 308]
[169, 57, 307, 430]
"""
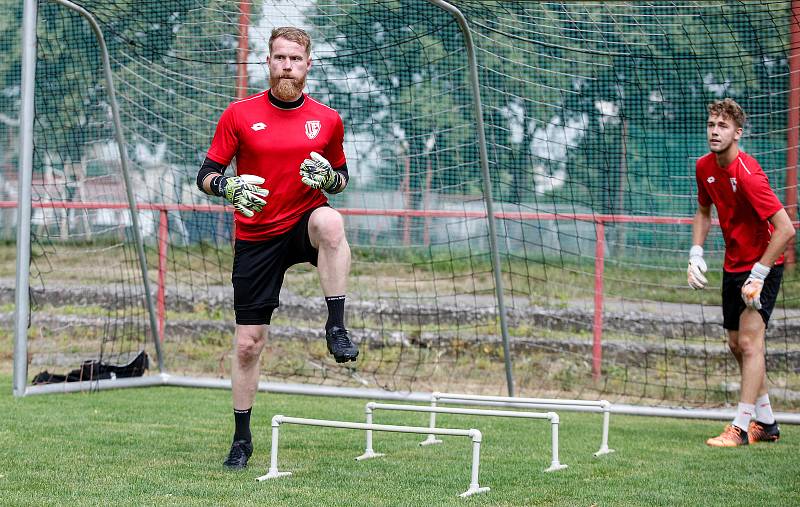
[742, 262, 770, 310]
[300, 152, 342, 192]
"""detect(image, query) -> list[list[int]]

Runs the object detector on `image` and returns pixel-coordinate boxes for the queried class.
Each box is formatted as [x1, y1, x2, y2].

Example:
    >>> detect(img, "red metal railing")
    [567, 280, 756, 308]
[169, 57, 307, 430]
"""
[7, 200, 797, 382]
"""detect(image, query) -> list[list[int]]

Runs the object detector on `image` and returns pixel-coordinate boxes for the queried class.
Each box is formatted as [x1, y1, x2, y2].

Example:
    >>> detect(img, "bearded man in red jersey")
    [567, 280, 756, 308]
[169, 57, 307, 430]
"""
[688, 98, 795, 447]
[197, 27, 358, 469]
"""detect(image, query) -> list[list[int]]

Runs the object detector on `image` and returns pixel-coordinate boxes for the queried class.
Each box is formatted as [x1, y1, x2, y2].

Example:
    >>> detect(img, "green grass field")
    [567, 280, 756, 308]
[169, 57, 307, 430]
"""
[1, 374, 798, 507]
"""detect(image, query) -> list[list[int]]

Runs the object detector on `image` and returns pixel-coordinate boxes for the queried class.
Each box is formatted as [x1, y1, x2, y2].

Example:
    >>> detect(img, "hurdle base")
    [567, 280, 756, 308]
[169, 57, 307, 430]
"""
[544, 463, 568, 473]
[355, 450, 385, 461]
[419, 436, 443, 446]
[593, 446, 615, 457]
[256, 470, 292, 481]
[459, 485, 490, 498]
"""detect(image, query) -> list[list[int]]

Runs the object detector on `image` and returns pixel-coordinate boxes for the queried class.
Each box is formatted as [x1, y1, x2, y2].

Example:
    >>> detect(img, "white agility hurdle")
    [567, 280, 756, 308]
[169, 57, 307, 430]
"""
[426, 392, 615, 456]
[257, 415, 490, 498]
[357, 402, 567, 472]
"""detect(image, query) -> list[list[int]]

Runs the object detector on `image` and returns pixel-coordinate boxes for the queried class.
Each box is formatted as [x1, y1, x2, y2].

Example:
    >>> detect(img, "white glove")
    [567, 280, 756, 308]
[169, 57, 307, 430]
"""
[687, 245, 708, 290]
[742, 262, 770, 310]
[299, 152, 343, 192]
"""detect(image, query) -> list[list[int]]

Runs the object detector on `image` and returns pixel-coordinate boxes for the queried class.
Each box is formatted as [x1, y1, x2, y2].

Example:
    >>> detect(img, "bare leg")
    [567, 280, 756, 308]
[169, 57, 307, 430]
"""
[232, 324, 268, 410]
[707, 313, 766, 446]
[308, 207, 350, 296]
[736, 309, 767, 404]
[223, 324, 268, 467]
[726, 329, 743, 367]
[727, 328, 768, 397]
[307, 207, 358, 362]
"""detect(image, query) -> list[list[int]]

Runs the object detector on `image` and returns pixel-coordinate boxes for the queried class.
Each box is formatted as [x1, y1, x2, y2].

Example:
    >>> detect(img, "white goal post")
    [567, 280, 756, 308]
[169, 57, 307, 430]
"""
[10, 0, 800, 429]
[13, 0, 165, 398]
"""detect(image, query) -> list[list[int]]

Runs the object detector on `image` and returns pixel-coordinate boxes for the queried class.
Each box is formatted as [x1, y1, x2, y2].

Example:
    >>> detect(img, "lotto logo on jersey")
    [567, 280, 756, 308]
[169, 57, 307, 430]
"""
[305, 120, 321, 140]
[730, 177, 737, 192]
[707, 176, 715, 184]
[251, 122, 267, 132]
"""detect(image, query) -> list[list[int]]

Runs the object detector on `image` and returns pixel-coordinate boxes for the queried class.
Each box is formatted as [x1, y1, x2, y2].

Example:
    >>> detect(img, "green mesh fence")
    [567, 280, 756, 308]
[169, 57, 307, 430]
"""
[3, 1, 799, 408]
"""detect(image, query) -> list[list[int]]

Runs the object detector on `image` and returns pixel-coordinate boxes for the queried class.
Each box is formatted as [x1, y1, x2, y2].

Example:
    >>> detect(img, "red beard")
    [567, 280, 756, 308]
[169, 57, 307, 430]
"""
[270, 75, 305, 101]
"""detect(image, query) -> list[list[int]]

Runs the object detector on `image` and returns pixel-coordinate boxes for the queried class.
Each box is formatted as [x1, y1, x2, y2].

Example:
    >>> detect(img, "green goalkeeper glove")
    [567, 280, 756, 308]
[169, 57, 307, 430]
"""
[299, 152, 343, 192]
[213, 174, 269, 218]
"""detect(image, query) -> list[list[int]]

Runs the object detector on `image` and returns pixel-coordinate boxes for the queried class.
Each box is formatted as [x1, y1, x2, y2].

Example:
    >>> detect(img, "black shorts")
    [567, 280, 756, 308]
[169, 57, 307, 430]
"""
[232, 207, 323, 325]
[721, 265, 783, 330]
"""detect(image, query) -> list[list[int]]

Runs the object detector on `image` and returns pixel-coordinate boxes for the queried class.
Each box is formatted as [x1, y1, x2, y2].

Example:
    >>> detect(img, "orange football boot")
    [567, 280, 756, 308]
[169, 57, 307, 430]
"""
[706, 424, 748, 447]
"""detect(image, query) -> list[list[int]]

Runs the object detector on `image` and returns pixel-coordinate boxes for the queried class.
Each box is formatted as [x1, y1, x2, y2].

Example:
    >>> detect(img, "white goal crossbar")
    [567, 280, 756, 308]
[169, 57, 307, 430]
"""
[430, 392, 614, 456]
[257, 415, 490, 498]
[358, 402, 567, 472]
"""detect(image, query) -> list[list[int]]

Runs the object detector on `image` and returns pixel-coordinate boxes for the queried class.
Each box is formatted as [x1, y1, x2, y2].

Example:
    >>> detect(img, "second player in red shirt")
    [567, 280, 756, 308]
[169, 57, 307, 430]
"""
[688, 98, 795, 447]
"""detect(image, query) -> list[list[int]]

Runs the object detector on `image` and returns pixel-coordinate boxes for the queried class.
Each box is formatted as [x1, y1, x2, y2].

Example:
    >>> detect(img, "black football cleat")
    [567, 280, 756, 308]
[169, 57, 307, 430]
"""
[223, 439, 253, 470]
[326, 326, 359, 363]
[748, 420, 780, 443]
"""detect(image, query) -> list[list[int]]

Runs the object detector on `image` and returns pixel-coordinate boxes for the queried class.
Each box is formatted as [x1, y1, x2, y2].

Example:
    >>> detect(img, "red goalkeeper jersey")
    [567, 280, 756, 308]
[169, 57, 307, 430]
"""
[695, 151, 784, 273]
[206, 92, 346, 241]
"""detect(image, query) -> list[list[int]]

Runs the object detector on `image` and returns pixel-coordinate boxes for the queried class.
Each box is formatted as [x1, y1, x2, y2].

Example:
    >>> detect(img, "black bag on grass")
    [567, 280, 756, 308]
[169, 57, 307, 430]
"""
[32, 350, 149, 385]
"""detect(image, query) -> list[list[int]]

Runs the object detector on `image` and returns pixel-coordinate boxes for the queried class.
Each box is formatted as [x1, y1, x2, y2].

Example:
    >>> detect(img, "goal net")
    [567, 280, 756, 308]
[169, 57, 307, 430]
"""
[6, 0, 799, 410]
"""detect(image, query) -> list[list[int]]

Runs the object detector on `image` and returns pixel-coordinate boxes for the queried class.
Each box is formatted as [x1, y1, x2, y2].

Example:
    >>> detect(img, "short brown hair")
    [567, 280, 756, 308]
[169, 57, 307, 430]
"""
[269, 27, 311, 56]
[707, 98, 746, 129]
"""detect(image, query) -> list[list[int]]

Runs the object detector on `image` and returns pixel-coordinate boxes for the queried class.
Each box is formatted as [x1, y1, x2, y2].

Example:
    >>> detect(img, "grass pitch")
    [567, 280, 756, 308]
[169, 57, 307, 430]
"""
[1, 375, 799, 506]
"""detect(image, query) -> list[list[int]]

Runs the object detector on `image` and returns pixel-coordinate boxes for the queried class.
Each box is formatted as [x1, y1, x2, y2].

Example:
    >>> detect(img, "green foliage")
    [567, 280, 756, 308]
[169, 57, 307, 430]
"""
[0, 0, 22, 101]
[308, 1, 477, 197]
[0, 0, 22, 170]
[555, 2, 792, 218]
[98, 0, 264, 162]
[5, 1, 263, 174]
[308, 0, 794, 231]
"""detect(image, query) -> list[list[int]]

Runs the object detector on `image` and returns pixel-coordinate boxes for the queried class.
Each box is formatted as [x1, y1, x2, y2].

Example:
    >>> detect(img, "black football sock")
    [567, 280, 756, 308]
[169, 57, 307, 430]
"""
[233, 407, 252, 442]
[325, 295, 346, 331]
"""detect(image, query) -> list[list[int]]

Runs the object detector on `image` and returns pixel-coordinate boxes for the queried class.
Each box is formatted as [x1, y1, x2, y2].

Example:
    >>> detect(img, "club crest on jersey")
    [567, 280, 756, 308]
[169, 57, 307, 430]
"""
[730, 177, 737, 192]
[305, 120, 321, 140]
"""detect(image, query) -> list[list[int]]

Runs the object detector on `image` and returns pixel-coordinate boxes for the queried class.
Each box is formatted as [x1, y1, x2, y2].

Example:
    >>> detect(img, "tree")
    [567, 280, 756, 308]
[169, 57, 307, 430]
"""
[0, 0, 23, 180]
[307, 0, 477, 198]
[5, 0, 263, 176]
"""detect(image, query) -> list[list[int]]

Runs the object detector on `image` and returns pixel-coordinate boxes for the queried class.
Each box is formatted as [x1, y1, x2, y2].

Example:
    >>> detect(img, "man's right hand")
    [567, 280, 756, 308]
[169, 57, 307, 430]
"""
[217, 174, 269, 218]
[687, 245, 708, 290]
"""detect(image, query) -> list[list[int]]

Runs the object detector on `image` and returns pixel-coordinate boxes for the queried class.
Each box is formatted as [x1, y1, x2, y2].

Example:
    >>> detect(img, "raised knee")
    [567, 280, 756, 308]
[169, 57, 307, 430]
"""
[313, 213, 346, 248]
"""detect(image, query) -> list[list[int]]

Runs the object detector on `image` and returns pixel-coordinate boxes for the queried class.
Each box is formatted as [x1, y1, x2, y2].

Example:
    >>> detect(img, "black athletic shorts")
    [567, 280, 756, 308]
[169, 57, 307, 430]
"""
[721, 264, 783, 330]
[232, 206, 324, 325]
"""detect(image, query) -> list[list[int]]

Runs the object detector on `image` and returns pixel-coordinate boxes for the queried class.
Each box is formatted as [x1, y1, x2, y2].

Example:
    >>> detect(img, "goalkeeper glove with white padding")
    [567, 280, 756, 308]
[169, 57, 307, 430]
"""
[741, 262, 770, 310]
[212, 174, 269, 218]
[300, 151, 343, 192]
[687, 245, 708, 290]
